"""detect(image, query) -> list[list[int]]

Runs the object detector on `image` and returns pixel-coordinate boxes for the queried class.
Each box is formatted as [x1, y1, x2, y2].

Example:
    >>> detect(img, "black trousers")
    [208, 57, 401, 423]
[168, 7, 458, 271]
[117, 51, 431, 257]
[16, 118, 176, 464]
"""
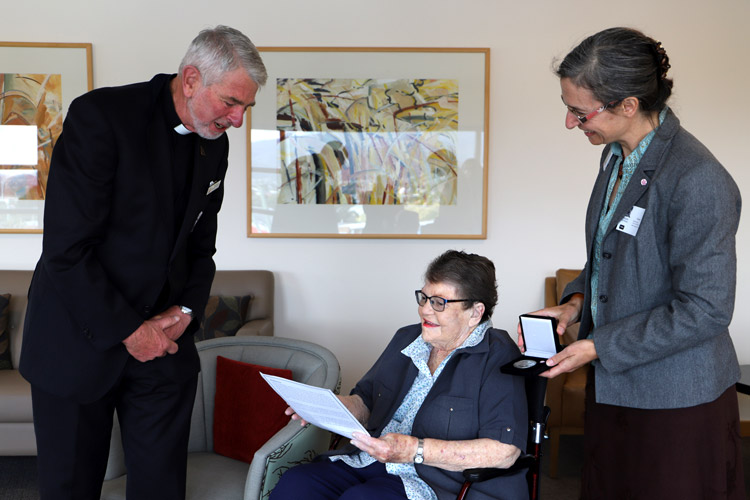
[31, 356, 198, 500]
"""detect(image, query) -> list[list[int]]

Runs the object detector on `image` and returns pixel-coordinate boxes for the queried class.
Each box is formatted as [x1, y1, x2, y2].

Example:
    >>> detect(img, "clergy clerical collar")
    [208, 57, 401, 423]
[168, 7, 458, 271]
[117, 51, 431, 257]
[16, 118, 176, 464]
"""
[174, 124, 193, 135]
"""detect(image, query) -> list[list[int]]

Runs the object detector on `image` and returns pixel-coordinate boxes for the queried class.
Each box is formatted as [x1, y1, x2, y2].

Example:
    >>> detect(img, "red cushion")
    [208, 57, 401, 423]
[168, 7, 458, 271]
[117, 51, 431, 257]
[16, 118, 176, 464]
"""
[213, 356, 292, 464]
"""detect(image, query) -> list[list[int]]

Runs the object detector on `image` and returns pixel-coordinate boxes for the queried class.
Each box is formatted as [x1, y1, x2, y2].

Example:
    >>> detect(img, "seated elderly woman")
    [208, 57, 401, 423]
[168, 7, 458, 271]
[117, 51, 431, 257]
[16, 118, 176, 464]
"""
[270, 250, 528, 500]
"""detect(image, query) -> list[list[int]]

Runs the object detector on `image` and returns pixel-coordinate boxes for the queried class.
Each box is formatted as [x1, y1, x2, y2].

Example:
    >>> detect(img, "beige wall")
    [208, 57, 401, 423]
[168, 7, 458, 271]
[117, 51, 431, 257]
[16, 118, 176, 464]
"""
[1, 0, 748, 394]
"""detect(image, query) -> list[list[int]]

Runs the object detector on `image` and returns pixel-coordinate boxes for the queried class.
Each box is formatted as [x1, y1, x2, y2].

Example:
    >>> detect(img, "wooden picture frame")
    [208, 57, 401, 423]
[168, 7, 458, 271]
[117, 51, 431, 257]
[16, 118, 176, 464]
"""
[0, 42, 93, 233]
[247, 47, 490, 239]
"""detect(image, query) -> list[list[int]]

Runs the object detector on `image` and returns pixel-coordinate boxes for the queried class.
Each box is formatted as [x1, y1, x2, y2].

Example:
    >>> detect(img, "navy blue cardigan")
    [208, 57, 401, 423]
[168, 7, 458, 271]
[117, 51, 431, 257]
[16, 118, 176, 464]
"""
[330, 324, 529, 500]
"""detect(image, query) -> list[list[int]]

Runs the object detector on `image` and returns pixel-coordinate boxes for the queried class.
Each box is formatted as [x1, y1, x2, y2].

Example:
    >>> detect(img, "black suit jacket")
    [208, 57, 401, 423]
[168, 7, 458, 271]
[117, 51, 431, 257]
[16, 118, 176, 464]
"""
[20, 74, 229, 403]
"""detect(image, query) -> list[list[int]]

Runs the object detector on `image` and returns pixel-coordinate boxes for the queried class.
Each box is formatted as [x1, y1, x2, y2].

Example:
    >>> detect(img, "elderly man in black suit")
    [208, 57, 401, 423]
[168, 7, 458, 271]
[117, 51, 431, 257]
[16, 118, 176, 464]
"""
[20, 26, 266, 500]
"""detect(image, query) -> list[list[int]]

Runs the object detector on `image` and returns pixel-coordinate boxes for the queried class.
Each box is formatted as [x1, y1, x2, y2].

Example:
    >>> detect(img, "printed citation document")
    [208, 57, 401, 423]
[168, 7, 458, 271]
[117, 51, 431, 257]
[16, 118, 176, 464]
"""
[260, 372, 370, 439]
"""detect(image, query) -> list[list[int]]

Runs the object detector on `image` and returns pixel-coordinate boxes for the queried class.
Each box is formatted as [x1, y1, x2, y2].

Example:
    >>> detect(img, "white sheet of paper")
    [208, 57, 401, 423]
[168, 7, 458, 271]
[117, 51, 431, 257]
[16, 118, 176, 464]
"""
[260, 372, 370, 439]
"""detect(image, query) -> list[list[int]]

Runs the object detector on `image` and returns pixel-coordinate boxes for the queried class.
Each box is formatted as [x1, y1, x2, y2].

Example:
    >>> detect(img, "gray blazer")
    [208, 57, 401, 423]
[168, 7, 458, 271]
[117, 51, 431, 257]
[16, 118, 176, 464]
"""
[563, 108, 742, 409]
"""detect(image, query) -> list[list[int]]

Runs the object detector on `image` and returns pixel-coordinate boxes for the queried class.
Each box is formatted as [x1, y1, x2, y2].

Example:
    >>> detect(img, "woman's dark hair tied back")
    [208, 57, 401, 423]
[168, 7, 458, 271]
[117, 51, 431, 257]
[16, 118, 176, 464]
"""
[654, 40, 671, 80]
[555, 27, 673, 113]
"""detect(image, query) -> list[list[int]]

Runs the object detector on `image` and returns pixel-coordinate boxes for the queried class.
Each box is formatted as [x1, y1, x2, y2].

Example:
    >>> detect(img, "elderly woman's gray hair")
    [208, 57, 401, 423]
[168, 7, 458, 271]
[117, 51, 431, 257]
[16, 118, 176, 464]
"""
[424, 250, 498, 323]
[179, 25, 267, 88]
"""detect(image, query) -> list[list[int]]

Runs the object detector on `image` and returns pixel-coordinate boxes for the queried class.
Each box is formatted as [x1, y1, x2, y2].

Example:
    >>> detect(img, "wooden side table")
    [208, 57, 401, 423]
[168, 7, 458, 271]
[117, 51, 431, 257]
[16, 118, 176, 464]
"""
[737, 365, 750, 436]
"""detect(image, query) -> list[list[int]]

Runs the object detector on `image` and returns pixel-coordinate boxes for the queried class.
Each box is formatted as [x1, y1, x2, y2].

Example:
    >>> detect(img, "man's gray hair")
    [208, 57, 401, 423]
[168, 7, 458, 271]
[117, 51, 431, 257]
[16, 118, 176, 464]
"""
[179, 25, 267, 87]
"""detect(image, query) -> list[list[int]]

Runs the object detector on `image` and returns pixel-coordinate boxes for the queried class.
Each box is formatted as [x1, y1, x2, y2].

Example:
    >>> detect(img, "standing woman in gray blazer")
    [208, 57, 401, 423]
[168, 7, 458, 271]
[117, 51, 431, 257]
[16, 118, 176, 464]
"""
[522, 27, 745, 499]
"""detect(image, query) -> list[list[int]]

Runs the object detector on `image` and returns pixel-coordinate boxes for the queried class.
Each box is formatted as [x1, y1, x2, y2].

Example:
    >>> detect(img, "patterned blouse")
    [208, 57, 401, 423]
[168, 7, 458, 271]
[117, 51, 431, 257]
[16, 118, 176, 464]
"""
[331, 320, 493, 500]
[590, 107, 668, 328]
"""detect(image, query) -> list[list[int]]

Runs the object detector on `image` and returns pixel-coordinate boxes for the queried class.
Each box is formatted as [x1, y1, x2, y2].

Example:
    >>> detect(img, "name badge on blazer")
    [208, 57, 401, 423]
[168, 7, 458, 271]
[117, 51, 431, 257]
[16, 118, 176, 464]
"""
[616, 206, 645, 237]
[207, 180, 221, 195]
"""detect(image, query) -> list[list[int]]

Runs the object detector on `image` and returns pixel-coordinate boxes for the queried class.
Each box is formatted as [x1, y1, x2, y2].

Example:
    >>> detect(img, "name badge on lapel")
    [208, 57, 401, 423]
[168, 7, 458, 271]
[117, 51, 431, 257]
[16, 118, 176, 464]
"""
[207, 180, 221, 195]
[616, 206, 645, 237]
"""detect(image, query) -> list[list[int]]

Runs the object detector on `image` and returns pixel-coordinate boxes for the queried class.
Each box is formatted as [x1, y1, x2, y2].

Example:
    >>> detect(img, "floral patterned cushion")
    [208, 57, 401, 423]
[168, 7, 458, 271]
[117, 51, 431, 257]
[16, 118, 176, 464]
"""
[0, 294, 11, 370]
[194, 295, 251, 342]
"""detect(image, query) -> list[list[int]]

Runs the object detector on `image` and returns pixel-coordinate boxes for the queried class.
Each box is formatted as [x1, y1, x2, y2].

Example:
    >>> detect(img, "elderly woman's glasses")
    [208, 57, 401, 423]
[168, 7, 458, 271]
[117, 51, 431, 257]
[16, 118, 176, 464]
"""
[561, 96, 620, 124]
[415, 290, 475, 312]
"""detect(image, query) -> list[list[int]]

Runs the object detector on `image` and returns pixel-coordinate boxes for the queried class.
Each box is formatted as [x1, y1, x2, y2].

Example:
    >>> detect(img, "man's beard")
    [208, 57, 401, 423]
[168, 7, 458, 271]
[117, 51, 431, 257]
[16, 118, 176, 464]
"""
[186, 97, 227, 140]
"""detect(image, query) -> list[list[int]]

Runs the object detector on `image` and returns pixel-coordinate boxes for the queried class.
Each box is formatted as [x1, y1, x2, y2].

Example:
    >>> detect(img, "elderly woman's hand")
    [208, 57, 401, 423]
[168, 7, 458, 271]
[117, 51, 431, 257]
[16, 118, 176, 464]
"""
[284, 406, 309, 427]
[351, 433, 522, 471]
[350, 432, 417, 463]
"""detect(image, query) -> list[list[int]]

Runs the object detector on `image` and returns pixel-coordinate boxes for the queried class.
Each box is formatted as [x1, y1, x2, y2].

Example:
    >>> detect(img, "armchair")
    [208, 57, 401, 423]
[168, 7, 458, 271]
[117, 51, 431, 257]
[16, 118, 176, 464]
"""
[101, 336, 340, 500]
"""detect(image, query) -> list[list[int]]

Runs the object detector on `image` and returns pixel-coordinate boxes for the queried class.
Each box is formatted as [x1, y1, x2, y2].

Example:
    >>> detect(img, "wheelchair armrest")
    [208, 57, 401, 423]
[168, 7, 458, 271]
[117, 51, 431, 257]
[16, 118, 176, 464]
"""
[462, 454, 536, 482]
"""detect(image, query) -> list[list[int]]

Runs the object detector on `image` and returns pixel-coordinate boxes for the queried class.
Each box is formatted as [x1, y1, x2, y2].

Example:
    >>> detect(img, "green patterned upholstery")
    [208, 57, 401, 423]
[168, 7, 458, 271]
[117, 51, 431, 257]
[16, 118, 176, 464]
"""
[259, 424, 332, 499]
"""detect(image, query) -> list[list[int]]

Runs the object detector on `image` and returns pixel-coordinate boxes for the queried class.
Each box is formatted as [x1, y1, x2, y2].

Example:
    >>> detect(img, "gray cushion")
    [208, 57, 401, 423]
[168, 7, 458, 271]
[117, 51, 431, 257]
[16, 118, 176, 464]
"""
[102, 452, 249, 500]
[186, 452, 248, 500]
[0, 370, 33, 420]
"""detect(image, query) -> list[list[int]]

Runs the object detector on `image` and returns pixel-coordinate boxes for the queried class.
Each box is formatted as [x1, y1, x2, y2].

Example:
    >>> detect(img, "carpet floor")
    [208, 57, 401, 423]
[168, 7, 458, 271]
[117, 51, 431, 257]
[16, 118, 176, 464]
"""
[1, 436, 748, 499]
[0, 455, 38, 500]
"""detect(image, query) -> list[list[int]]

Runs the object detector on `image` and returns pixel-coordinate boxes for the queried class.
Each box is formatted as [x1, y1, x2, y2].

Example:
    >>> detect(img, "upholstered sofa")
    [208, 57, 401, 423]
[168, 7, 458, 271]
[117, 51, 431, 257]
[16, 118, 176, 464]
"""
[0, 269, 275, 456]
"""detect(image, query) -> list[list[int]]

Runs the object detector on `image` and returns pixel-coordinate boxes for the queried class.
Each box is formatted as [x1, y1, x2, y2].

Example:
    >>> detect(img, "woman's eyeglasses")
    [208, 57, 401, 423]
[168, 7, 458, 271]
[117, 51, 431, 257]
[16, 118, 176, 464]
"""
[415, 290, 476, 312]
[562, 96, 621, 124]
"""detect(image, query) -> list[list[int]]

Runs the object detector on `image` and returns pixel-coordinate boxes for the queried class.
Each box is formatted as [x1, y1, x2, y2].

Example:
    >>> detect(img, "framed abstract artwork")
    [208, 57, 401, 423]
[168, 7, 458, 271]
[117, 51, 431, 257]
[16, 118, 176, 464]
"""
[0, 42, 93, 233]
[247, 47, 490, 239]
